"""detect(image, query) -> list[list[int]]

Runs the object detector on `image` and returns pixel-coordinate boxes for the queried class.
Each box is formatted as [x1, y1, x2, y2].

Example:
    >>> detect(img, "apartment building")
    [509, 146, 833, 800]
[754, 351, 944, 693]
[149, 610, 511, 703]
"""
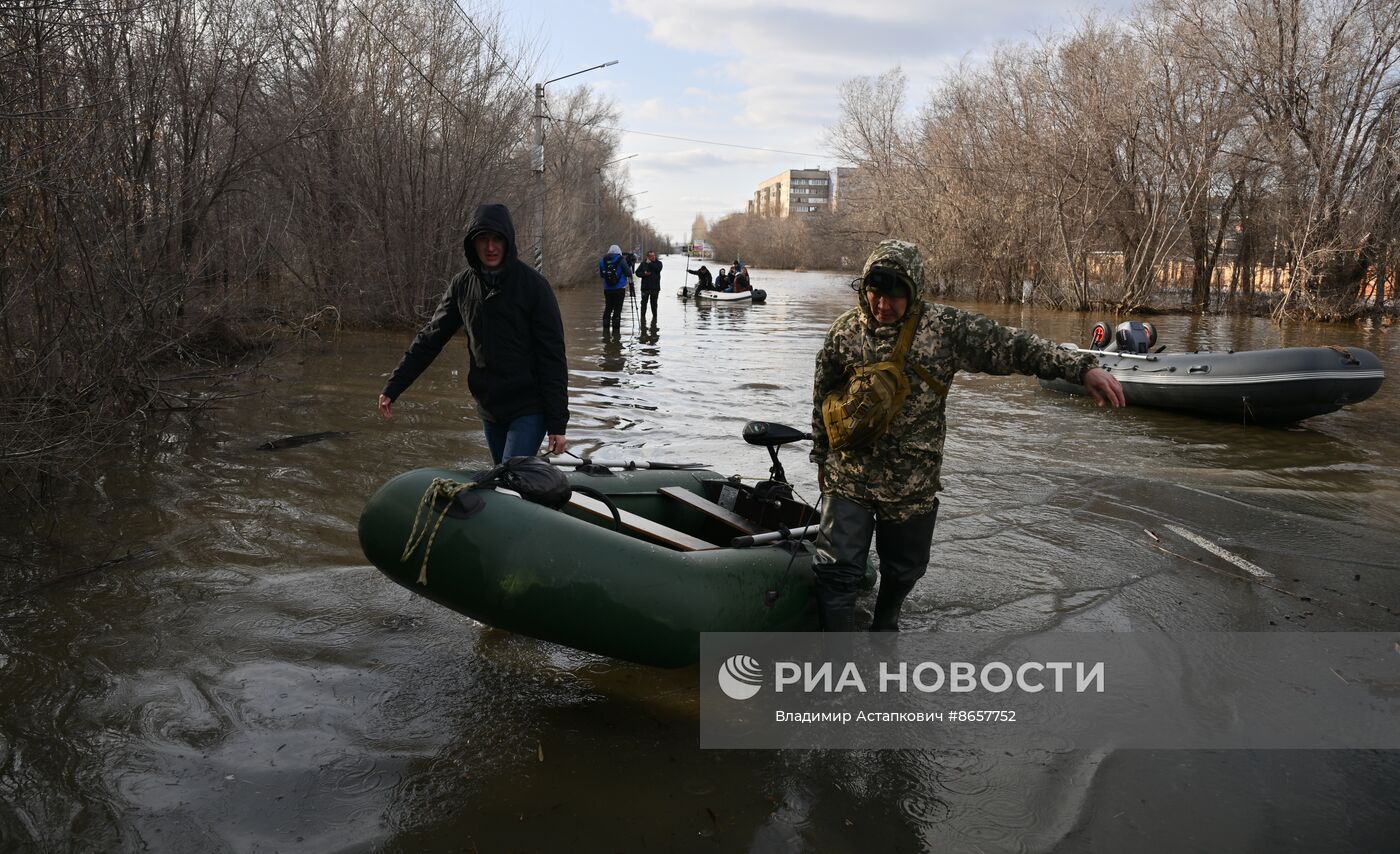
[748, 167, 856, 217]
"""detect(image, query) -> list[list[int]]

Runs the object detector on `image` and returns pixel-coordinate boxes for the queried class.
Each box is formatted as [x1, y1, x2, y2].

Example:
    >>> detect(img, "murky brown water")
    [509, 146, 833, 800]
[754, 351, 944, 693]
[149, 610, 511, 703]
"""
[3, 258, 1399, 851]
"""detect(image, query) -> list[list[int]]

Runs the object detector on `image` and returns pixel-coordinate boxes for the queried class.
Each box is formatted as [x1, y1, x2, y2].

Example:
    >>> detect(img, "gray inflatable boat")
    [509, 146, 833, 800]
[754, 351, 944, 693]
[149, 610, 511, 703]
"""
[1041, 321, 1385, 424]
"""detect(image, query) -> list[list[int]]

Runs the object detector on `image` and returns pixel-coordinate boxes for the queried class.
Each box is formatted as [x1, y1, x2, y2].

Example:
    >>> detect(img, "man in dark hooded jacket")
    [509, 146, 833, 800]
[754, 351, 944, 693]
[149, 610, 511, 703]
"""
[378, 203, 569, 463]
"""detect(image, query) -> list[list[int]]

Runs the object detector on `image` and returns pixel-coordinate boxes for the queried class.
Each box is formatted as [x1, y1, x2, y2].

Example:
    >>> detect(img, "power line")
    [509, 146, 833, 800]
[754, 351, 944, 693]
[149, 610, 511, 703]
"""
[553, 117, 1086, 179]
[445, 0, 535, 99]
[552, 117, 834, 159]
[346, 0, 478, 125]
[380, 2, 820, 162]
[443, 1, 563, 126]
[338, 1, 1054, 182]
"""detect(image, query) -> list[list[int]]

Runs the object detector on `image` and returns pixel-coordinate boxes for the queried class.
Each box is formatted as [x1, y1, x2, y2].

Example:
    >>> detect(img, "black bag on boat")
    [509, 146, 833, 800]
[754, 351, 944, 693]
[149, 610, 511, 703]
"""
[473, 455, 572, 509]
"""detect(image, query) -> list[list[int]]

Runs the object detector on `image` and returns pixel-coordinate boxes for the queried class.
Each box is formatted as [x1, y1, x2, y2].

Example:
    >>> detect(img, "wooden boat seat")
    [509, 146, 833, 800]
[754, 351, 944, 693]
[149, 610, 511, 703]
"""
[567, 491, 718, 552]
[658, 486, 763, 535]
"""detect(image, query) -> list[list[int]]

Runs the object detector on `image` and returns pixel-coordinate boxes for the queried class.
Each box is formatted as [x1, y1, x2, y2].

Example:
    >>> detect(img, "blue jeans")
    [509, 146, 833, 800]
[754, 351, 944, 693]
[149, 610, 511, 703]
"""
[482, 412, 546, 464]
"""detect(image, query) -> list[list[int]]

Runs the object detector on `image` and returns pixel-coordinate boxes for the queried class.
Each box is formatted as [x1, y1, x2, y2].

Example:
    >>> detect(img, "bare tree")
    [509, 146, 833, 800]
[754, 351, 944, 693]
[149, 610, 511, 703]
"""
[827, 67, 915, 245]
[821, 0, 1398, 321]
[1168, 0, 1400, 318]
[1136, 3, 1248, 311]
[0, 0, 646, 499]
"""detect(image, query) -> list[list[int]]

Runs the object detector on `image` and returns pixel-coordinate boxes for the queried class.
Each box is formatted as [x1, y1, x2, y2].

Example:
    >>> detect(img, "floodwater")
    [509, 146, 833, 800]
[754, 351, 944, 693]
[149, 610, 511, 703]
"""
[2, 257, 1399, 851]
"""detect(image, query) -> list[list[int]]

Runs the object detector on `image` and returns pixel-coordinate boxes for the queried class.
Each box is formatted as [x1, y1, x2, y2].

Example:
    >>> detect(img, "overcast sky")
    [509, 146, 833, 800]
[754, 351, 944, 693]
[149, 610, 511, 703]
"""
[512, 0, 1137, 244]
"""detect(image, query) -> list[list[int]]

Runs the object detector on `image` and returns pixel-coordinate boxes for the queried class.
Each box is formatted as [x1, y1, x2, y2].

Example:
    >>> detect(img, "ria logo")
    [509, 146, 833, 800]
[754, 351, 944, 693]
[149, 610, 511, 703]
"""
[717, 654, 764, 700]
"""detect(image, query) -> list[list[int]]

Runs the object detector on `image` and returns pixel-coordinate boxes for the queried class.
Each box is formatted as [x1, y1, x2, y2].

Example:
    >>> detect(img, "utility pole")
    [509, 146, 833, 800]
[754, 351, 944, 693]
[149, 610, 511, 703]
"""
[533, 83, 545, 275]
[532, 60, 618, 278]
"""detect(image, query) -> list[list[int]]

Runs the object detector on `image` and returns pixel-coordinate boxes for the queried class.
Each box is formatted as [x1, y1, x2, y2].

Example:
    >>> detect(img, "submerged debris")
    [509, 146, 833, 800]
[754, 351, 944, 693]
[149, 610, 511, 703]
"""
[257, 431, 352, 451]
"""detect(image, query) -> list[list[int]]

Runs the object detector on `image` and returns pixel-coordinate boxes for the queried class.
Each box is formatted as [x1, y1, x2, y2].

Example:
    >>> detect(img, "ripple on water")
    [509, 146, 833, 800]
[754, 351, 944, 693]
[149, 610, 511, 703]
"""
[132, 676, 231, 751]
[898, 790, 954, 826]
[321, 751, 389, 800]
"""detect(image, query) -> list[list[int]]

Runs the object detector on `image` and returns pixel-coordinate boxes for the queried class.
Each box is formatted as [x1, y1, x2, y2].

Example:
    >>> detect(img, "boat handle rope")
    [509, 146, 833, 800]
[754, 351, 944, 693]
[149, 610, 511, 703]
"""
[401, 477, 476, 585]
[1327, 345, 1359, 365]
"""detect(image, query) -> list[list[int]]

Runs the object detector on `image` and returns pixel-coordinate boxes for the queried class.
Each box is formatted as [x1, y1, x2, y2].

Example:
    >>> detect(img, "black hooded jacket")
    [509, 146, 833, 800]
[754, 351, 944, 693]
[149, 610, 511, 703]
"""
[381, 204, 569, 434]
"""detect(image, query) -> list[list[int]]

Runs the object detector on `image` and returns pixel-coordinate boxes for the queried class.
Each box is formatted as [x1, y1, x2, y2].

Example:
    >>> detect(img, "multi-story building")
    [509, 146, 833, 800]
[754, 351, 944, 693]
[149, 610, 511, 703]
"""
[748, 167, 855, 217]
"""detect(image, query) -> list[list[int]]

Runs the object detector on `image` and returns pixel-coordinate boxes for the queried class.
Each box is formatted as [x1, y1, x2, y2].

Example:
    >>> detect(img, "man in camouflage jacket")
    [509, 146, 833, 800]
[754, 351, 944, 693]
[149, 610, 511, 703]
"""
[810, 239, 1124, 631]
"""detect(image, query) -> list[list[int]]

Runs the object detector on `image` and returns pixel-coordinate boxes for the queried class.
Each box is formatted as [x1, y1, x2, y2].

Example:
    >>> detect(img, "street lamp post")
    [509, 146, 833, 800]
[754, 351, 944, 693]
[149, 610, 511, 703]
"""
[629, 205, 653, 254]
[534, 59, 618, 276]
[595, 153, 638, 241]
[601, 153, 638, 170]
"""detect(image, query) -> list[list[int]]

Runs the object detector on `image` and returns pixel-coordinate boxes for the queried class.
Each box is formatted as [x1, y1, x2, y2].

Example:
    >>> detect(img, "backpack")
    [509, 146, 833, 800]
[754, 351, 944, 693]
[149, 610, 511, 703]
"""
[601, 256, 623, 288]
[473, 455, 572, 509]
[821, 304, 947, 451]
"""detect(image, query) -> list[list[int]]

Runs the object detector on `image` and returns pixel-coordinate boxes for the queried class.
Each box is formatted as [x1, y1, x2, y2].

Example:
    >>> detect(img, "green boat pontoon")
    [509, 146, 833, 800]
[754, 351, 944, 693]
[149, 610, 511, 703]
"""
[359, 422, 834, 667]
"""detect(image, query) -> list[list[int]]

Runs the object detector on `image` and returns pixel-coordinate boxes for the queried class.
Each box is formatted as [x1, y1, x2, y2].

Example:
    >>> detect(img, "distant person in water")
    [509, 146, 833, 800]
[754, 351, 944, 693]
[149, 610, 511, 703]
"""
[598, 243, 633, 332]
[378, 203, 569, 464]
[634, 250, 663, 325]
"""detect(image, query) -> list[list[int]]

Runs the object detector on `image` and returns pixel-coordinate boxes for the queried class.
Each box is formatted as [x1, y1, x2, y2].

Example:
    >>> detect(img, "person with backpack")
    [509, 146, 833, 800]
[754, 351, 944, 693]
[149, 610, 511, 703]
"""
[809, 239, 1124, 632]
[598, 244, 632, 332]
[634, 249, 664, 325]
[378, 203, 569, 464]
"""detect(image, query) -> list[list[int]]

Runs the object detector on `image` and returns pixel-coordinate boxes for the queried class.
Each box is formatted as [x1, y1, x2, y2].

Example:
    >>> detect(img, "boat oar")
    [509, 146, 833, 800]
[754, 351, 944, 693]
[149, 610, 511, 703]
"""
[730, 524, 819, 548]
[545, 456, 708, 471]
[1059, 345, 1159, 362]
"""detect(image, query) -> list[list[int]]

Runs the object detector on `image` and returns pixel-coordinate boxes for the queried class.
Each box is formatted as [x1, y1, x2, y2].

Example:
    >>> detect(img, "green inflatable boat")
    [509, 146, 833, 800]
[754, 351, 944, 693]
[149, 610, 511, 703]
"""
[359, 423, 829, 667]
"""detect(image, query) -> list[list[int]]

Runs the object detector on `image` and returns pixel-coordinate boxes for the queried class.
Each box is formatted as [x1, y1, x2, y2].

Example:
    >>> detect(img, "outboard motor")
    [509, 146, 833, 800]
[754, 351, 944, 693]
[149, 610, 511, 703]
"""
[742, 421, 811, 501]
[1114, 321, 1157, 354]
[1089, 320, 1113, 351]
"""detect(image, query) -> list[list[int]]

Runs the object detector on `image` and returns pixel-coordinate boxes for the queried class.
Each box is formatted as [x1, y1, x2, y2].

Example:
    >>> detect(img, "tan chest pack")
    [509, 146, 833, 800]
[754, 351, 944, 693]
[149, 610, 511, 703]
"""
[821, 305, 948, 451]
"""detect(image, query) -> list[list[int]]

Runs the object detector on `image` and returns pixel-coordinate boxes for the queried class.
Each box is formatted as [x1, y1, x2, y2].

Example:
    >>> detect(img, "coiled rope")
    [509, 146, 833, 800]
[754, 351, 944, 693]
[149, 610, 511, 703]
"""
[400, 477, 475, 585]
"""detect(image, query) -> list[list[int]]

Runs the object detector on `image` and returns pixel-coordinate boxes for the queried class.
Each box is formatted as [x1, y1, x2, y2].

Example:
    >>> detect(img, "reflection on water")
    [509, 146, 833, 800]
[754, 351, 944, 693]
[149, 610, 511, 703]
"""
[2, 257, 1398, 850]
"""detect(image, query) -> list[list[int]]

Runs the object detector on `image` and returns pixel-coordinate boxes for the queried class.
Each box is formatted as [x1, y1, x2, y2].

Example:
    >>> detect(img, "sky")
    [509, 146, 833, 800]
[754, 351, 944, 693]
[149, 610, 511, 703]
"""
[507, 0, 1137, 244]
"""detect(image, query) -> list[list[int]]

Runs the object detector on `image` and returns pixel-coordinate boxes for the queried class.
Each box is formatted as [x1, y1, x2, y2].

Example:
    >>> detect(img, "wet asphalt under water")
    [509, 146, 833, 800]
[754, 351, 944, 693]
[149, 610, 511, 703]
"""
[2, 257, 1399, 851]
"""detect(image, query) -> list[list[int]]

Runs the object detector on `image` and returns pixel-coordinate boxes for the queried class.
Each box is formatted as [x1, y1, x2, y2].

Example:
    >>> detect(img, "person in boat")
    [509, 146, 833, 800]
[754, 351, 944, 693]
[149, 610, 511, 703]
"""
[809, 239, 1124, 632]
[634, 249, 663, 325]
[731, 265, 752, 293]
[686, 265, 714, 291]
[378, 203, 569, 463]
[598, 244, 633, 332]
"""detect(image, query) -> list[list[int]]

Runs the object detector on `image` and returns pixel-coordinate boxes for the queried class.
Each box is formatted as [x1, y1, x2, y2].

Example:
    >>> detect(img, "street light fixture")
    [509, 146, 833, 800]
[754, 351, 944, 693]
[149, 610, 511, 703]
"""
[600, 153, 638, 170]
[534, 60, 619, 275]
[628, 206, 653, 256]
[595, 154, 639, 210]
